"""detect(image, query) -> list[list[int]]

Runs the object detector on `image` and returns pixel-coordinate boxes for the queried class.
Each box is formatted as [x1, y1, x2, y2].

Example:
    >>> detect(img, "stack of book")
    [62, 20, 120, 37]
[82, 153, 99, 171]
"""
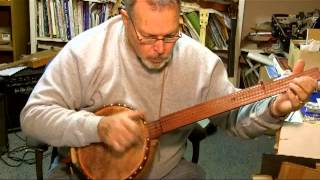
[180, 10, 230, 51]
[37, 0, 117, 41]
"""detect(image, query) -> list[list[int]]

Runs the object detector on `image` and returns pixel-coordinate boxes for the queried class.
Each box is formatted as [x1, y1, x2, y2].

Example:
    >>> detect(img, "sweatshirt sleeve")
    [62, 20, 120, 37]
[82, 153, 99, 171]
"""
[208, 60, 283, 138]
[20, 45, 102, 147]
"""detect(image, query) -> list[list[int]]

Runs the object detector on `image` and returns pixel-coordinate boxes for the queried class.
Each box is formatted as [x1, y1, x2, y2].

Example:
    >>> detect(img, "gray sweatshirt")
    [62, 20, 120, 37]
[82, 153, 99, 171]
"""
[20, 16, 282, 178]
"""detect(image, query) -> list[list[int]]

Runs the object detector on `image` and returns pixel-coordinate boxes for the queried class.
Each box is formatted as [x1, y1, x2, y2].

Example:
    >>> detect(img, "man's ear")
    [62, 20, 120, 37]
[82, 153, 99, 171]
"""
[120, 9, 129, 27]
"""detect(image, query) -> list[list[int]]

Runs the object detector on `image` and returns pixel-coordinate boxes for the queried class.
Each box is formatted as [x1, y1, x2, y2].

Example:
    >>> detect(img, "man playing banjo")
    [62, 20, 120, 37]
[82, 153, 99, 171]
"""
[20, 0, 317, 179]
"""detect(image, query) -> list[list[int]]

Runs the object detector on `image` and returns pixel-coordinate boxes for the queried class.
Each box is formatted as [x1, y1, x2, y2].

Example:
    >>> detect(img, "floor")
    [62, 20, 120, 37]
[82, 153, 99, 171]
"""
[0, 128, 275, 179]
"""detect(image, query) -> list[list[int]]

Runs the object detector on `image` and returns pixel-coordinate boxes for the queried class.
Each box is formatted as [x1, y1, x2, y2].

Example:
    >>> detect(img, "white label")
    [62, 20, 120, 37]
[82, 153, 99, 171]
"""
[1, 33, 10, 41]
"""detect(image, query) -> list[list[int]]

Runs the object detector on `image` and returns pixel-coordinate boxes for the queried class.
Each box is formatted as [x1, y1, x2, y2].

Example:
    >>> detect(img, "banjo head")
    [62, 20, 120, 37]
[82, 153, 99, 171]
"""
[73, 104, 151, 179]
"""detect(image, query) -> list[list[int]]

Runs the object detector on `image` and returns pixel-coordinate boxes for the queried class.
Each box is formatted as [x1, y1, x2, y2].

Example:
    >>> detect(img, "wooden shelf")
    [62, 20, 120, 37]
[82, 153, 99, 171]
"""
[0, 44, 13, 51]
[37, 41, 65, 50]
[0, 0, 29, 62]
[36, 37, 68, 43]
[0, 0, 11, 6]
[182, 0, 231, 12]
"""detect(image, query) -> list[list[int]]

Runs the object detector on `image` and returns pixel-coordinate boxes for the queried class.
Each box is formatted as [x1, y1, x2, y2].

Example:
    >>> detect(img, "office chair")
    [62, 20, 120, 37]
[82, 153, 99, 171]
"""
[27, 122, 217, 180]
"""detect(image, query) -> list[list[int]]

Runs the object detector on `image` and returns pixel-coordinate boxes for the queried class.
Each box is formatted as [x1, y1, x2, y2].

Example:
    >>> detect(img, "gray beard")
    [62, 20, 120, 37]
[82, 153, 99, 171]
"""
[138, 54, 172, 72]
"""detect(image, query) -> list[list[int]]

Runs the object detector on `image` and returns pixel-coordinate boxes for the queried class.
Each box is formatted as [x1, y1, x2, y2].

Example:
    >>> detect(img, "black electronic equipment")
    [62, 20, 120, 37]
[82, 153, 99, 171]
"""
[0, 67, 44, 132]
[272, 9, 320, 52]
[0, 93, 8, 154]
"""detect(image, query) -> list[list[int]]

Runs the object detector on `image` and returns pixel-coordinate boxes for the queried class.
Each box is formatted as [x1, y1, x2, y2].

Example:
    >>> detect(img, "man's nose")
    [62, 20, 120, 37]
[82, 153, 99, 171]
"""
[153, 39, 165, 54]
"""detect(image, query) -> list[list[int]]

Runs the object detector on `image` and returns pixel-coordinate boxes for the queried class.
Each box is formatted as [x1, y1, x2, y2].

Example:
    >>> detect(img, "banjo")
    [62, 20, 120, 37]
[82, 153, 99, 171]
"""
[70, 68, 320, 179]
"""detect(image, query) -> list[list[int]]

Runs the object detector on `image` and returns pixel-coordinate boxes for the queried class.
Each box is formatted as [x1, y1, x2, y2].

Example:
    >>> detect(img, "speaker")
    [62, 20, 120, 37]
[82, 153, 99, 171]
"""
[0, 67, 44, 131]
[0, 93, 8, 155]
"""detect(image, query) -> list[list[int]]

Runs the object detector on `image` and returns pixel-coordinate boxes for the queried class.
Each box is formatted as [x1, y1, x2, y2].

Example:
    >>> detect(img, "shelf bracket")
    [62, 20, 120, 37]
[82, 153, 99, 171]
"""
[199, 9, 209, 45]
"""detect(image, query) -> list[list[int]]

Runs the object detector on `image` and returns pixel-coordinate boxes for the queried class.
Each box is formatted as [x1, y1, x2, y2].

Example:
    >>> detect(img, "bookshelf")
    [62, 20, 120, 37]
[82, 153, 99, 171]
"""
[0, 0, 29, 63]
[180, 0, 241, 81]
[29, 0, 121, 53]
[29, 0, 242, 83]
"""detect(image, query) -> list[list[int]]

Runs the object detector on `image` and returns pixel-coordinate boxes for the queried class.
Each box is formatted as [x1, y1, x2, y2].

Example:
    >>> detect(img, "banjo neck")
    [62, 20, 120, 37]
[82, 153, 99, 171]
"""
[146, 68, 320, 139]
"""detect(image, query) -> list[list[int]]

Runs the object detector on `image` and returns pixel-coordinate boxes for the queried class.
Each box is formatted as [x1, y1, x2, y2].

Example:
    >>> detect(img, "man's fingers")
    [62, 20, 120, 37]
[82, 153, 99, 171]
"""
[288, 82, 309, 102]
[292, 59, 305, 74]
[126, 110, 145, 120]
[291, 77, 317, 100]
[123, 110, 145, 137]
[287, 89, 300, 109]
[97, 110, 146, 153]
[114, 111, 145, 148]
[111, 141, 124, 152]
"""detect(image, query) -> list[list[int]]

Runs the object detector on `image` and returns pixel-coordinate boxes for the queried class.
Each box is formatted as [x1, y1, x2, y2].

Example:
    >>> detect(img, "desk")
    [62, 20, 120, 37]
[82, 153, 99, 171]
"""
[258, 122, 320, 179]
[259, 153, 319, 179]
[277, 122, 320, 159]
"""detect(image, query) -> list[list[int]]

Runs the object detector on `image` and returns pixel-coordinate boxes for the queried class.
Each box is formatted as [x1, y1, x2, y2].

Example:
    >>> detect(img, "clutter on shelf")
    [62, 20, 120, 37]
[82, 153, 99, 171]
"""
[271, 9, 320, 52]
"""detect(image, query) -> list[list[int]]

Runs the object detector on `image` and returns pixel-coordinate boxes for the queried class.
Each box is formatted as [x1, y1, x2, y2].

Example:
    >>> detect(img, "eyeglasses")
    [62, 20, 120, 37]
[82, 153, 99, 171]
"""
[129, 16, 181, 44]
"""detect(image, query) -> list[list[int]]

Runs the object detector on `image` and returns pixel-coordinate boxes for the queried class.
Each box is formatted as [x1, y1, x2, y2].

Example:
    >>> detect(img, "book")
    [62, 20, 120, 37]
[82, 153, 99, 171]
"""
[49, 0, 57, 37]
[47, 0, 53, 37]
[185, 11, 200, 34]
[77, 1, 84, 33]
[83, 1, 90, 31]
[42, 0, 49, 37]
[182, 14, 200, 41]
[68, 0, 75, 38]
[184, 11, 215, 49]
[63, 0, 71, 40]
[55, 0, 65, 39]
[37, 1, 44, 37]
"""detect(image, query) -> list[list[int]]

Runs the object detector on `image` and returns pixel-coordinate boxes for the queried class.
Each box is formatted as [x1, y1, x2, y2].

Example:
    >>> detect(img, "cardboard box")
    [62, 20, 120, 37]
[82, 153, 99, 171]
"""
[288, 40, 320, 70]
[277, 122, 320, 159]
[307, 29, 320, 41]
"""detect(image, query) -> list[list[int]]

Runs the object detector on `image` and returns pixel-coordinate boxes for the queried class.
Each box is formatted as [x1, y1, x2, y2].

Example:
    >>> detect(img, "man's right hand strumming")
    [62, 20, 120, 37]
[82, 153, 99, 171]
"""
[97, 110, 145, 153]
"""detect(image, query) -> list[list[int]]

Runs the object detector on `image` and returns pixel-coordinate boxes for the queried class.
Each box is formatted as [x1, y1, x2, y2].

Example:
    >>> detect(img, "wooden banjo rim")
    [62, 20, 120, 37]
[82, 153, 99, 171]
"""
[72, 103, 153, 180]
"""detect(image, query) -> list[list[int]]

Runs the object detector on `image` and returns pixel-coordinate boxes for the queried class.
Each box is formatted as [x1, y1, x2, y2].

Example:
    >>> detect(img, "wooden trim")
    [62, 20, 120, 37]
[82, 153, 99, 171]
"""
[11, 0, 29, 61]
